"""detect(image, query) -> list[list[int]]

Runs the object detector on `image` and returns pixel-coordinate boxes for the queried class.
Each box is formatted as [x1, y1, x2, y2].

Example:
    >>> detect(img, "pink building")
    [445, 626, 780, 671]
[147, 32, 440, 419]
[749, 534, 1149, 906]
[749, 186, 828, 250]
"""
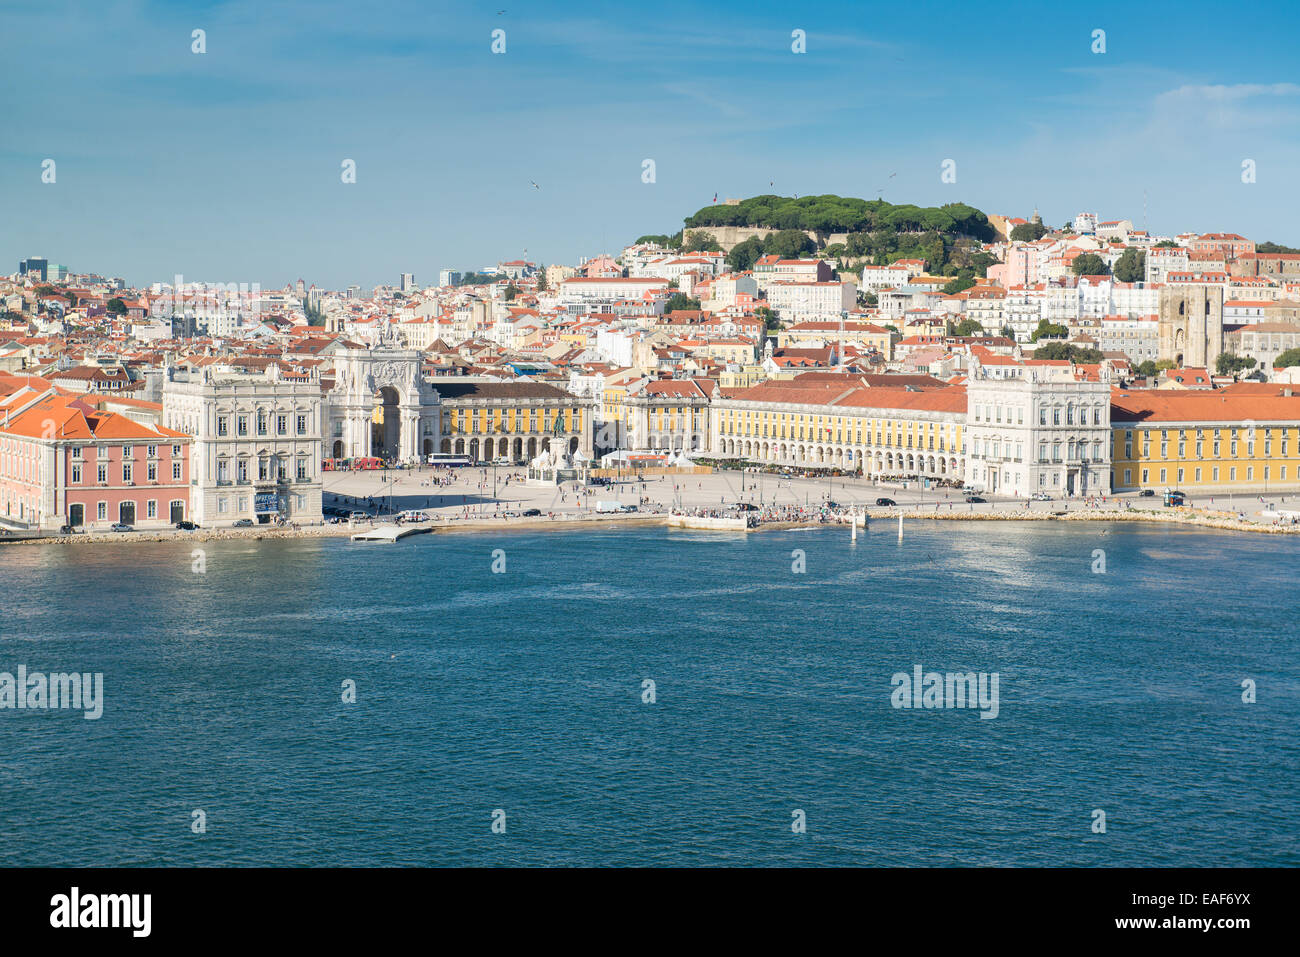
[580, 254, 621, 278]
[0, 388, 191, 532]
[991, 243, 1044, 288]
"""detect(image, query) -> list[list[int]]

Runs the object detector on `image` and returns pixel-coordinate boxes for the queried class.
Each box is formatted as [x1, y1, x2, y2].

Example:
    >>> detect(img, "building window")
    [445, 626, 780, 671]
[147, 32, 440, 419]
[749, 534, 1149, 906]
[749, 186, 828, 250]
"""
[296, 413, 307, 434]
[237, 415, 248, 437]
[71, 463, 82, 483]
[97, 502, 107, 520]
[277, 414, 287, 436]
[123, 463, 133, 483]
[217, 416, 229, 436]
[296, 458, 308, 480]
[147, 500, 157, 518]
[173, 461, 182, 480]
[147, 463, 157, 481]
[257, 411, 267, 436]
[97, 464, 107, 483]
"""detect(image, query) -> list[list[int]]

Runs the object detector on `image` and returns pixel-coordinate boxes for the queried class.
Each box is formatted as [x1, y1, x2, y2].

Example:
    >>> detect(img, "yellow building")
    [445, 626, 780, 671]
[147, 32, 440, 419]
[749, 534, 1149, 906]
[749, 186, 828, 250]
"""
[717, 364, 767, 390]
[435, 380, 589, 463]
[711, 376, 967, 477]
[1110, 388, 1300, 492]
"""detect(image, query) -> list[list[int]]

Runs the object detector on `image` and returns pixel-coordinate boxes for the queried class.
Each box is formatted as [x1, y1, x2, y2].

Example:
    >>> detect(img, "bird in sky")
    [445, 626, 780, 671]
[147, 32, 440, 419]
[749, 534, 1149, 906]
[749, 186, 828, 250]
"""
[530, 181, 540, 190]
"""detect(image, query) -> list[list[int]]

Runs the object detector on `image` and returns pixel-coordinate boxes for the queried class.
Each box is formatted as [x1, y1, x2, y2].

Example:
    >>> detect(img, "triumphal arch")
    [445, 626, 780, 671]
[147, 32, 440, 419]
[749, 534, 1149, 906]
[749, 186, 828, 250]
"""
[325, 321, 441, 461]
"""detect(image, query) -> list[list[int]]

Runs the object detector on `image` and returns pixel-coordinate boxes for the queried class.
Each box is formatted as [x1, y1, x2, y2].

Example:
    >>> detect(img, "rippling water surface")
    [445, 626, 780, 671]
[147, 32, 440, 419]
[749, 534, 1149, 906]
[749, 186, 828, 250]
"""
[0, 522, 1296, 866]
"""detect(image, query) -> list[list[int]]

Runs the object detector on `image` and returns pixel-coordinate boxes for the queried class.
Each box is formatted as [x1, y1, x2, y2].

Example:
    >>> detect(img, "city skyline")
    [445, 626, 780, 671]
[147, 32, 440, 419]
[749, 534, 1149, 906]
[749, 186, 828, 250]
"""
[5, 0, 1300, 288]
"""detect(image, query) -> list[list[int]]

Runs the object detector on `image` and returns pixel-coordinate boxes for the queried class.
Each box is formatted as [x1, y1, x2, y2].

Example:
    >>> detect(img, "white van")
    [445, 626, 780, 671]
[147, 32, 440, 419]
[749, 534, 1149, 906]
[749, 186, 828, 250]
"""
[397, 510, 430, 523]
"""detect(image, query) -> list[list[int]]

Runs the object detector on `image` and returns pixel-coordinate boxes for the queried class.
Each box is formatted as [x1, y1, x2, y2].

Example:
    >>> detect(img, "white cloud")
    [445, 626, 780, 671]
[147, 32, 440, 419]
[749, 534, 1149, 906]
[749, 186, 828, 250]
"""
[1151, 82, 1300, 130]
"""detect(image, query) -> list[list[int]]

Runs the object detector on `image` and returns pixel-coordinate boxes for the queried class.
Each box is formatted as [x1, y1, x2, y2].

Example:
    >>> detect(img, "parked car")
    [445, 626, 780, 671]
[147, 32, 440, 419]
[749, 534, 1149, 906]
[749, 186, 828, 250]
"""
[396, 510, 430, 523]
[175, 521, 200, 530]
[1139, 489, 1156, 497]
[110, 522, 133, 532]
[1031, 492, 1052, 501]
[522, 508, 542, 517]
[59, 524, 83, 535]
[232, 518, 255, 528]
[734, 502, 759, 512]
[875, 497, 897, 507]
[965, 495, 987, 504]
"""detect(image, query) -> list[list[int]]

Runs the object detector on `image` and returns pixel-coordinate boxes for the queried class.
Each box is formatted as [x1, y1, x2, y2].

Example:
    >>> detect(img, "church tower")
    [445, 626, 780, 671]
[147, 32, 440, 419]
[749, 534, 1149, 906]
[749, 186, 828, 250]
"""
[1158, 285, 1223, 368]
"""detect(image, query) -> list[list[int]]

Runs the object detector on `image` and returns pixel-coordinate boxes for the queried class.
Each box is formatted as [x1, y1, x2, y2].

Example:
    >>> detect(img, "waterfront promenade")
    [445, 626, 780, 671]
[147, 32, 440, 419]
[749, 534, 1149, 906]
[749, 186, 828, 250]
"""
[6, 465, 1297, 545]
[321, 465, 1299, 518]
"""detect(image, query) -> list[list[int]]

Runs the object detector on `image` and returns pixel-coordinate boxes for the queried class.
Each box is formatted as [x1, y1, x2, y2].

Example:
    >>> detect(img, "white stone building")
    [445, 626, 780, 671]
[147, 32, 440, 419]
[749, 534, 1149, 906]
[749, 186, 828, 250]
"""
[162, 365, 324, 526]
[765, 280, 857, 321]
[964, 359, 1112, 498]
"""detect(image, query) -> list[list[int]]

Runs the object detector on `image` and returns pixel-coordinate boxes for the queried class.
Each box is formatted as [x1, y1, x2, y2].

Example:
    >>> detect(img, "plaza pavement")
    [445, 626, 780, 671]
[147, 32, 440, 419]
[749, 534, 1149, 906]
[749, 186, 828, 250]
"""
[322, 466, 1300, 523]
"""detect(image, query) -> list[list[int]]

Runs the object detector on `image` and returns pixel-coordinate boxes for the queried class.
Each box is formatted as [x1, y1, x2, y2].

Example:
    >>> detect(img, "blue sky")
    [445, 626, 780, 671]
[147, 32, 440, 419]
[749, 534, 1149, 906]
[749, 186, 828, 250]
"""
[4, 0, 1300, 289]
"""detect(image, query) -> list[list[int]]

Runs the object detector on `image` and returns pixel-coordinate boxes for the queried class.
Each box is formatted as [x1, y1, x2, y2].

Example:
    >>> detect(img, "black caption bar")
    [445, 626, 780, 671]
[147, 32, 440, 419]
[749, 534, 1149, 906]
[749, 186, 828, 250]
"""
[0, 867, 1278, 944]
